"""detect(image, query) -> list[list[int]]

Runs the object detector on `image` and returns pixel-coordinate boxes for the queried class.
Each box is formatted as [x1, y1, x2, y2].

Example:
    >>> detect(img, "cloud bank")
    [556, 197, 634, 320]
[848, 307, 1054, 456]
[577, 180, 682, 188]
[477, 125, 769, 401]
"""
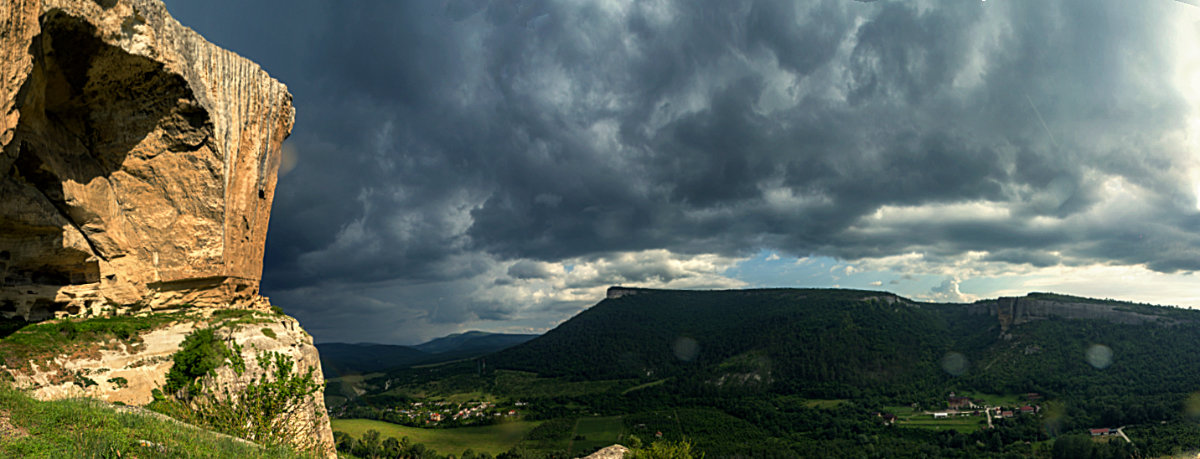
[163, 0, 1200, 343]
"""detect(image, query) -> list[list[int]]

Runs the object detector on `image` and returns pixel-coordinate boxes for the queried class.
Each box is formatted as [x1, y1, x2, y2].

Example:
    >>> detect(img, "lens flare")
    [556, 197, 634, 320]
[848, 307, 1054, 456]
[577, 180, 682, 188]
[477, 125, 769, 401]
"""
[940, 352, 968, 376]
[1185, 393, 1200, 420]
[672, 337, 699, 362]
[1085, 344, 1113, 369]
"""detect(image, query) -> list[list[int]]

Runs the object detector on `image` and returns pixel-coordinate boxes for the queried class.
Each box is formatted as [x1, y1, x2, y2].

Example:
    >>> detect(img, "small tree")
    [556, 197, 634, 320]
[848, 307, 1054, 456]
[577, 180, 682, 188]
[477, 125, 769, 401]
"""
[194, 351, 323, 450]
[354, 429, 382, 458]
[627, 439, 704, 459]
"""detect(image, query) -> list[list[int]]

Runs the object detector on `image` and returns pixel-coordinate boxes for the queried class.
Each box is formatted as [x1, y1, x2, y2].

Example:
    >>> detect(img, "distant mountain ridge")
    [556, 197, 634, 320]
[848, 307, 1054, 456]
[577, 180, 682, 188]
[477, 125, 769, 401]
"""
[413, 330, 539, 355]
[318, 331, 538, 377]
[316, 343, 430, 378]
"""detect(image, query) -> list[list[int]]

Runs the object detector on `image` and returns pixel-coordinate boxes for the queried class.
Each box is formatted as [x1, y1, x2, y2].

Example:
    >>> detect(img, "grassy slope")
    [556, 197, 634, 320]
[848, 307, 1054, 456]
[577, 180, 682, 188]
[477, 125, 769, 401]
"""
[332, 418, 540, 456]
[569, 416, 624, 456]
[0, 383, 308, 458]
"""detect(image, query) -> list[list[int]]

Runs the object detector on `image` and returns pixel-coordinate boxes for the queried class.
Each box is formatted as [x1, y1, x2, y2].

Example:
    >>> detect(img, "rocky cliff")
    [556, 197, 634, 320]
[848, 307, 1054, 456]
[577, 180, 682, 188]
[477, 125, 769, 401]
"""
[967, 294, 1179, 333]
[2, 0, 291, 317]
[1, 0, 333, 455]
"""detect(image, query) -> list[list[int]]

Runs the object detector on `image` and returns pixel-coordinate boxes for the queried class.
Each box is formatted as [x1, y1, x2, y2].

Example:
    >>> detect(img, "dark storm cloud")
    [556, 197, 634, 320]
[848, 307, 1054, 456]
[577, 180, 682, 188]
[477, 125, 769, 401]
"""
[507, 260, 560, 280]
[162, 0, 1200, 342]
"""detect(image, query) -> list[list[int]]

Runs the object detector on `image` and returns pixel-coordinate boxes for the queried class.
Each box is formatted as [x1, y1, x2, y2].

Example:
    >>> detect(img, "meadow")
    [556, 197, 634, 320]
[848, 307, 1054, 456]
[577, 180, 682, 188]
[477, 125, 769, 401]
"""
[568, 416, 624, 456]
[332, 418, 540, 456]
[0, 383, 307, 458]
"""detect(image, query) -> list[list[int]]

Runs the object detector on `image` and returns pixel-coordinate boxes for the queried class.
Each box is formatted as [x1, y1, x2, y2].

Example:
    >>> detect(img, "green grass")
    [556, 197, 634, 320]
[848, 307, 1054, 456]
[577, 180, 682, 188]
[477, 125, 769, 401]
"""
[621, 379, 667, 395]
[803, 399, 848, 409]
[490, 370, 632, 399]
[958, 391, 1024, 407]
[897, 414, 986, 433]
[0, 383, 309, 458]
[0, 312, 190, 372]
[327, 373, 384, 385]
[569, 416, 624, 456]
[332, 418, 540, 456]
[883, 405, 918, 416]
[209, 309, 276, 328]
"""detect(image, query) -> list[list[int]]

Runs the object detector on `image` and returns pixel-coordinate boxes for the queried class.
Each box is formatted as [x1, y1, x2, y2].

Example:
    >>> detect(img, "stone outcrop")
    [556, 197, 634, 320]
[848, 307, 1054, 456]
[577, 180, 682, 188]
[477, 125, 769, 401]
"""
[2, 0, 292, 319]
[968, 295, 1174, 333]
[606, 286, 643, 299]
[1, 0, 334, 455]
[7, 311, 335, 453]
[581, 445, 628, 459]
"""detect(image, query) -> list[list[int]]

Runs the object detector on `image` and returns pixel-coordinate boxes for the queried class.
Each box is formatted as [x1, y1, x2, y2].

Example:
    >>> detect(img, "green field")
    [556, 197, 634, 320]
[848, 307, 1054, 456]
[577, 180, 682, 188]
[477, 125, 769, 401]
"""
[958, 392, 1025, 407]
[333, 419, 541, 456]
[621, 378, 667, 395]
[490, 370, 632, 398]
[803, 399, 849, 409]
[897, 414, 986, 433]
[324, 373, 384, 407]
[884, 405, 918, 416]
[569, 416, 624, 456]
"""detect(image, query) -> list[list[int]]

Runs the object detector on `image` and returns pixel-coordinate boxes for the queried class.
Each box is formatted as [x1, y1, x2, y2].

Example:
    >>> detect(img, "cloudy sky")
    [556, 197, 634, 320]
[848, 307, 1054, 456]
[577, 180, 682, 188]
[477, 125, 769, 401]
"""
[161, 0, 1200, 344]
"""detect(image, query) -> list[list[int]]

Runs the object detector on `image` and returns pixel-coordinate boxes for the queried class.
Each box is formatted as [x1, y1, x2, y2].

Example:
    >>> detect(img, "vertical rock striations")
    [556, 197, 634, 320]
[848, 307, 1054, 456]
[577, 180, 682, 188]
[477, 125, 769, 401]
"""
[1, 0, 334, 455]
[967, 295, 1174, 333]
[2, 0, 291, 318]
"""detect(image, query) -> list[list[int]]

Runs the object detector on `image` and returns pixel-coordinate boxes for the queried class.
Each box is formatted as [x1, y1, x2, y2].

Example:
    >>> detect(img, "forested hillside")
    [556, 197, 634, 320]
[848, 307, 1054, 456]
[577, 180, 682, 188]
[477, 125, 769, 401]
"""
[491, 288, 968, 397]
[317, 343, 431, 377]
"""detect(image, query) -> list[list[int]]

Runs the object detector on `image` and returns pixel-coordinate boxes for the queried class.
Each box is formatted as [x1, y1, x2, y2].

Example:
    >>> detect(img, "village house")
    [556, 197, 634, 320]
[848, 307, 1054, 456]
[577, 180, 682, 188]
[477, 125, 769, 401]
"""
[948, 396, 972, 409]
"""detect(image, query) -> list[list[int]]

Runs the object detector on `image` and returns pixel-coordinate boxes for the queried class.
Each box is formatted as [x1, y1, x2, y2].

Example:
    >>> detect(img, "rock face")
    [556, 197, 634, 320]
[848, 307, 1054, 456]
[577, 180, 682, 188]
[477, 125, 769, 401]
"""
[581, 445, 628, 459]
[1, 0, 292, 319]
[7, 312, 335, 454]
[968, 296, 1172, 333]
[1, 0, 334, 455]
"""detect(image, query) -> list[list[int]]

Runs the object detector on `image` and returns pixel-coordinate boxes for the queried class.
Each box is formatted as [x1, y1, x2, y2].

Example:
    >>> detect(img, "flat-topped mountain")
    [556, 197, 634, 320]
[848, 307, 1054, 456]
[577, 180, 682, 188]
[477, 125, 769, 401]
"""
[342, 287, 1200, 457]
[489, 287, 1200, 397]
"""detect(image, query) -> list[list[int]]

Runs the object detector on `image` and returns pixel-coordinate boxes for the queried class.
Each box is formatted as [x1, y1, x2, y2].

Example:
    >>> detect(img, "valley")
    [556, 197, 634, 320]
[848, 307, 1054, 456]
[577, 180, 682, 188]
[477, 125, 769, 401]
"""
[326, 287, 1200, 458]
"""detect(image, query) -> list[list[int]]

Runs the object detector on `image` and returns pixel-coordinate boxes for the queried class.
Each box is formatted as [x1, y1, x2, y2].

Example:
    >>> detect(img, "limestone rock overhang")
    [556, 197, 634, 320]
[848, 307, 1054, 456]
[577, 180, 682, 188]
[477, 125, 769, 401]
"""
[1, 0, 294, 320]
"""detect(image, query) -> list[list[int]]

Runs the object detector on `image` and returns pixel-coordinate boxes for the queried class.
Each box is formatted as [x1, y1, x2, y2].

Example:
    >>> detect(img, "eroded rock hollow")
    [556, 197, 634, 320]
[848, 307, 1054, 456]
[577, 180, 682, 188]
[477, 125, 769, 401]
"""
[2, 0, 292, 320]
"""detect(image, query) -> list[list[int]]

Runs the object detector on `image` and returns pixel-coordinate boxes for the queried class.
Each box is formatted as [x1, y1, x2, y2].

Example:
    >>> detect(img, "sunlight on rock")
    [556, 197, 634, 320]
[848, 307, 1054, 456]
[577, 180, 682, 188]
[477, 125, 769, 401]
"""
[673, 337, 699, 362]
[1086, 344, 1113, 369]
[940, 352, 968, 376]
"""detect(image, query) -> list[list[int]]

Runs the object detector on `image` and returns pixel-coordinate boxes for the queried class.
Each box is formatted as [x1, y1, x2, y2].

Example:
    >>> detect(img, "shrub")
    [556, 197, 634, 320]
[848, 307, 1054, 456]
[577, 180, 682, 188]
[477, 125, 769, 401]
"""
[627, 439, 703, 459]
[153, 349, 323, 453]
[193, 351, 323, 450]
[164, 328, 229, 396]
